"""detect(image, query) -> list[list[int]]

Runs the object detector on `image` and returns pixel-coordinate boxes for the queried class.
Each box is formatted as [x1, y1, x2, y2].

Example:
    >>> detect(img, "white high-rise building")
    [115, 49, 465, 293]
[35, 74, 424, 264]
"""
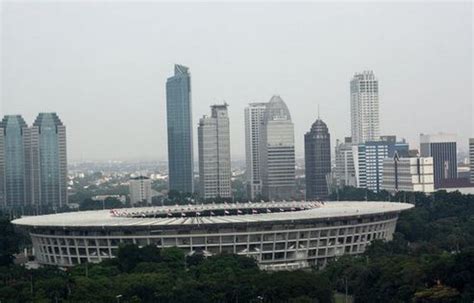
[198, 104, 232, 199]
[244, 103, 267, 200]
[469, 138, 474, 184]
[382, 156, 434, 193]
[350, 71, 380, 144]
[260, 96, 295, 201]
[334, 137, 357, 188]
[129, 176, 152, 205]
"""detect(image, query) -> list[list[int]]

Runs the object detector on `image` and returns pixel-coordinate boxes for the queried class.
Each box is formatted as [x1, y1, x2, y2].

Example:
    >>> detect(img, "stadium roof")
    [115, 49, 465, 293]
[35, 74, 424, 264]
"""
[12, 201, 413, 228]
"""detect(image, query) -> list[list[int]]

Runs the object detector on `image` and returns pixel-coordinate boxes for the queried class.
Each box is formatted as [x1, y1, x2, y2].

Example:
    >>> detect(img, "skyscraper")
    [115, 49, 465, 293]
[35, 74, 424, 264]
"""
[420, 133, 457, 188]
[260, 96, 295, 201]
[334, 137, 356, 187]
[0, 115, 29, 208]
[166, 64, 194, 194]
[30, 113, 68, 209]
[198, 104, 231, 199]
[350, 71, 380, 144]
[470, 138, 474, 184]
[244, 102, 267, 200]
[304, 119, 331, 200]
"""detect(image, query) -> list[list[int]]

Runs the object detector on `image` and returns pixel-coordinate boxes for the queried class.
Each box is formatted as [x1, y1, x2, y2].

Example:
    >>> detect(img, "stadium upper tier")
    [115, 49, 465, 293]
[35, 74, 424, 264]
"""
[13, 201, 413, 228]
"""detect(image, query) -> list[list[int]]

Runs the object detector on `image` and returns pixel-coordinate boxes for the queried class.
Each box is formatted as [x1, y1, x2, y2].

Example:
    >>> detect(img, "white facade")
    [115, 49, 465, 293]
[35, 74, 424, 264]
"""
[353, 142, 388, 192]
[382, 157, 434, 193]
[335, 138, 357, 187]
[129, 177, 152, 205]
[198, 104, 232, 199]
[13, 201, 413, 270]
[244, 103, 267, 200]
[469, 138, 474, 184]
[350, 71, 380, 144]
[260, 96, 296, 200]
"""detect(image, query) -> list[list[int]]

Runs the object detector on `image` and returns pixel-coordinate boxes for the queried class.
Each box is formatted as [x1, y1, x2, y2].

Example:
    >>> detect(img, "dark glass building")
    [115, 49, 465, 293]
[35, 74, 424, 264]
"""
[166, 64, 194, 194]
[420, 134, 457, 188]
[0, 115, 29, 208]
[304, 119, 331, 200]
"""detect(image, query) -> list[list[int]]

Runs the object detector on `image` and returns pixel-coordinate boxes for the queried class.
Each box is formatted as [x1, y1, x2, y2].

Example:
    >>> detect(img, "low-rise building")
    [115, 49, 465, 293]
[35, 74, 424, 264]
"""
[382, 156, 434, 193]
[129, 176, 152, 205]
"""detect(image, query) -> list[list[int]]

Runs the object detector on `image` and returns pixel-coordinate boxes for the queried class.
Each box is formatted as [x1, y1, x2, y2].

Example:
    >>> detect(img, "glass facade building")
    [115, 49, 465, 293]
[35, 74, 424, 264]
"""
[0, 115, 29, 207]
[166, 64, 194, 194]
[420, 134, 457, 188]
[304, 119, 331, 200]
[32, 113, 68, 209]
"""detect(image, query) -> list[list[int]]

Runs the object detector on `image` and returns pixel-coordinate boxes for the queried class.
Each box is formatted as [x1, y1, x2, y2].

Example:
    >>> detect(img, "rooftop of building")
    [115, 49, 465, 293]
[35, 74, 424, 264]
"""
[308, 119, 329, 134]
[438, 178, 473, 188]
[12, 201, 413, 228]
[130, 176, 150, 180]
[264, 95, 292, 121]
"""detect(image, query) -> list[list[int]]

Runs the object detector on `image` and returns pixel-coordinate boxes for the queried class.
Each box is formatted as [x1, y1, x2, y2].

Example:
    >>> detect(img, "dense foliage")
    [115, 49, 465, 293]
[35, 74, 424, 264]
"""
[0, 246, 332, 302]
[324, 188, 474, 302]
[1, 189, 473, 302]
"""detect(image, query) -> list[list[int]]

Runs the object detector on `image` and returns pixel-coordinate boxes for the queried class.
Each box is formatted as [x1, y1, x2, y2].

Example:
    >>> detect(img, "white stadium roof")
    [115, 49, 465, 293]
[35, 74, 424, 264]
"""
[12, 201, 414, 228]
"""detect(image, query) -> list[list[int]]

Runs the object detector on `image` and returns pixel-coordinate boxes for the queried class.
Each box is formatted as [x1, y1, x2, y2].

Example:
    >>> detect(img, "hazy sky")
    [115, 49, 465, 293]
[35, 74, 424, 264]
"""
[1, 1, 472, 161]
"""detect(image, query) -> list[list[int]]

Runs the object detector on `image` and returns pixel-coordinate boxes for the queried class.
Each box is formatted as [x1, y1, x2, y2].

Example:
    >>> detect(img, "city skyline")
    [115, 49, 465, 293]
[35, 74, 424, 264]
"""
[1, 2, 472, 161]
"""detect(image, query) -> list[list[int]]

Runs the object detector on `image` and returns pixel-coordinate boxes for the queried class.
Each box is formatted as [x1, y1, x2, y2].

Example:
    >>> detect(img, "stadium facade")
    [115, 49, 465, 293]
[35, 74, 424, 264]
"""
[13, 201, 413, 270]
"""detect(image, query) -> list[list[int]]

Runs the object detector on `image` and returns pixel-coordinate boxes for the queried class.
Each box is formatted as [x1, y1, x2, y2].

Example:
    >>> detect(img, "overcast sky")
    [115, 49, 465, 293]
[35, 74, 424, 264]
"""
[1, 1, 472, 161]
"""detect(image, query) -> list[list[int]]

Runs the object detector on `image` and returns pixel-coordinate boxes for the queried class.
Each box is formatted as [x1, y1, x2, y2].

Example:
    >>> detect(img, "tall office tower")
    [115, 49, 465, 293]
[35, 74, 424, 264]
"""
[469, 138, 474, 184]
[244, 103, 267, 200]
[129, 176, 152, 205]
[0, 115, 29, 208]
[350, 71, 380, 144]
[382, 156, 434, 193]
[335, 137, 357, 187]
[198, 104, 232, 199]
[420, 133, 457, 188]
[304, 119, 331, 200]
[260, 96, 295, 201]
[166, 64, 194, 194]
[30, 113, 68, 209]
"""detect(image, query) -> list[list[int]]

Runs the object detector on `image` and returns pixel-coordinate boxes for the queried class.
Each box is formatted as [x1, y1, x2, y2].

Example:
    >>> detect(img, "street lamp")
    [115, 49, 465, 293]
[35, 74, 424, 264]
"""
[116, 294, 122, 303]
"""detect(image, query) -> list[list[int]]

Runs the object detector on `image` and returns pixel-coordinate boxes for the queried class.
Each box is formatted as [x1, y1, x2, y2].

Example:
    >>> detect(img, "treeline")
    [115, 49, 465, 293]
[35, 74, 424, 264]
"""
[0, 245, 332, 302]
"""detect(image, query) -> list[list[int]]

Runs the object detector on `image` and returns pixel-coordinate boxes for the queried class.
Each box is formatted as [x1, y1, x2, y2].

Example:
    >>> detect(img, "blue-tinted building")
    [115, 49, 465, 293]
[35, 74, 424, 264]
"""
[354, 137, 409, 193]
[32, 113, 68, 209]
[166, 64, 194, 194]
[0, 115, 29, 208]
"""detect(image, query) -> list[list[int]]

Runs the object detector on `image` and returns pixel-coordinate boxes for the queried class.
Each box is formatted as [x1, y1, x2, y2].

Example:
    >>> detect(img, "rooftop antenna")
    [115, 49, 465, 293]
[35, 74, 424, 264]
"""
[317, 104, 320, 119]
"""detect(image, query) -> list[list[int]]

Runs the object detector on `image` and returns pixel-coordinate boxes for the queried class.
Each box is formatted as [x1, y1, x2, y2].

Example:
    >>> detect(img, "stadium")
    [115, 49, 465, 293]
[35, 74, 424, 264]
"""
[13, 201, 413, 270]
